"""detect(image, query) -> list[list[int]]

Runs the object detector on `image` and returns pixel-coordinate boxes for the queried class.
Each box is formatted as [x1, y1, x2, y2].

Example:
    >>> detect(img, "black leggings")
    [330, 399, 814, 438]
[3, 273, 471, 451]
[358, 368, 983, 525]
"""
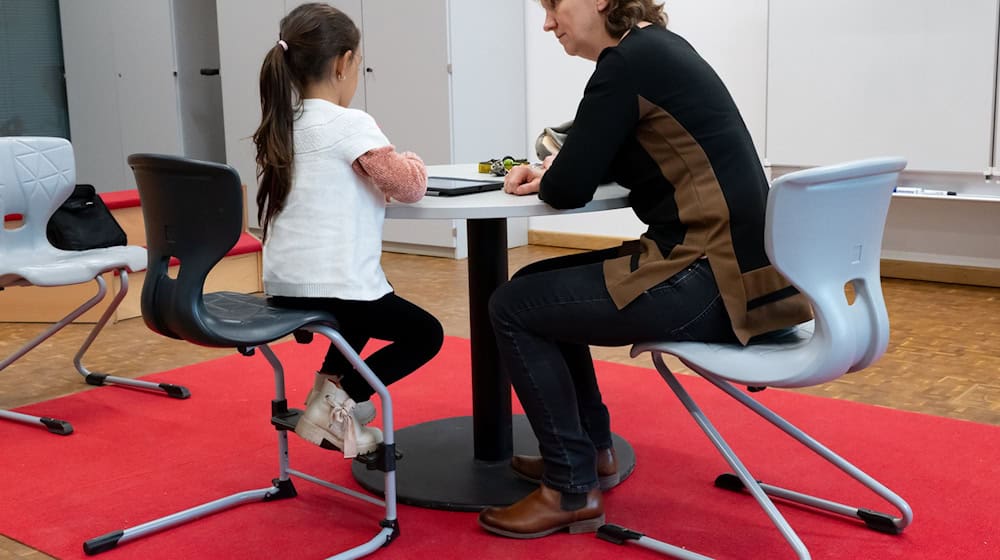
[269, 292, 443, 402]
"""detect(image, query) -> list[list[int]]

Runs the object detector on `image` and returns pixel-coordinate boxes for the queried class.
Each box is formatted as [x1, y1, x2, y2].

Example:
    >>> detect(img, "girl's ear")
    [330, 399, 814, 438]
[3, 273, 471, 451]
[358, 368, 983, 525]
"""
[333, 50, 354, 80]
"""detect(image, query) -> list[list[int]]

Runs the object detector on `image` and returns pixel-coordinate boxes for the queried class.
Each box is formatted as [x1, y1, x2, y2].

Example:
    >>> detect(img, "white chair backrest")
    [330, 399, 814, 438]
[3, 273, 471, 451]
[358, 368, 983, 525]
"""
[0, 137, 76, 254]
[766, 157, 906, 376]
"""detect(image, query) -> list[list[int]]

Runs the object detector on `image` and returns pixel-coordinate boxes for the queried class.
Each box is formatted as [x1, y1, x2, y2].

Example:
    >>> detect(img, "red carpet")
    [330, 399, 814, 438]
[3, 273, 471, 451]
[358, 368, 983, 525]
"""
[1, 336, 998, 559]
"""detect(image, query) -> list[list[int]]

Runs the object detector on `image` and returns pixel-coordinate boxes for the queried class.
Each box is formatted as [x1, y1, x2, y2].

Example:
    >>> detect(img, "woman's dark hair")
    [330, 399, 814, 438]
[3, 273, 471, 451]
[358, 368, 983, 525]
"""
[540, 0, 668, 38]
[252, 2, 360, 239]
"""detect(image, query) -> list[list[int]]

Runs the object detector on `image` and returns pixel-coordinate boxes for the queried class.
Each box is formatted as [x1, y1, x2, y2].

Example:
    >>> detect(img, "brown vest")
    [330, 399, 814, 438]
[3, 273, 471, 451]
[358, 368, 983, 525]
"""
[603, 98, 812, 345]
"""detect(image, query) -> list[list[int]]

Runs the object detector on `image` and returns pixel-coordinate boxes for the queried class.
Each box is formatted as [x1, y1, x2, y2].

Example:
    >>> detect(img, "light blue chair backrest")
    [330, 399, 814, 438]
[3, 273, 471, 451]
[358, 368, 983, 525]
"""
[0, 136, 76, 254]
[766, 157, 907, 377]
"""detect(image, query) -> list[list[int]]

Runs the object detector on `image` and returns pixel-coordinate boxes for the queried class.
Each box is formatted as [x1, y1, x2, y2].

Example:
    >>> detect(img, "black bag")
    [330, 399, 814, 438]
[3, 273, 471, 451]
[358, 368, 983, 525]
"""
[47, 184, 127, 250]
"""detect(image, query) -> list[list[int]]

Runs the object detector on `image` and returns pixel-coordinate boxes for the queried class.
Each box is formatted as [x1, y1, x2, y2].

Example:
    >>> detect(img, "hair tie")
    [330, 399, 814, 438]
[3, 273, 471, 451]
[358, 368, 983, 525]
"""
[277, 39, 288, 52]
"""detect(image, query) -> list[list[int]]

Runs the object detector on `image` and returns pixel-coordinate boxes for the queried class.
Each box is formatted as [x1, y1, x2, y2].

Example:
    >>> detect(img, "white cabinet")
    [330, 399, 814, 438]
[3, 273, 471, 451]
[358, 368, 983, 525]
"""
[356, 1, 452, 165]
[219, 0, 527, 258]
[59, 0, 225, 193]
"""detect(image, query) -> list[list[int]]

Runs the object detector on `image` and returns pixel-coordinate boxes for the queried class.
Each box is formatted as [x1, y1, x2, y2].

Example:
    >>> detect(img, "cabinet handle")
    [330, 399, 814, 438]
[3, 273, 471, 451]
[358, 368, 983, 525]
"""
[200, 68, 220, 76]
[365, 67, 373, 73]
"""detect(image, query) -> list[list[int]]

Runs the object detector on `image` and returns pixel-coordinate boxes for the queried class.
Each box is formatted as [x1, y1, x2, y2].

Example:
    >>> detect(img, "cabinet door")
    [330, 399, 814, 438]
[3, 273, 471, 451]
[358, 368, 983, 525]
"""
[108, 0, 183, 166]
[60, 0, 182, 191]
[362, 0, 459, 255]
[360, 0, 452, 164]
[59, 0, 128, 190]
[173, 0, 227, 163]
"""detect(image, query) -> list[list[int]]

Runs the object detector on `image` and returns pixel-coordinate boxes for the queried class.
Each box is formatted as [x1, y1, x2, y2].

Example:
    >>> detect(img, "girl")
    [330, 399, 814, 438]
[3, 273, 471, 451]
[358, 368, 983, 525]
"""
[253, 3, 443, 458]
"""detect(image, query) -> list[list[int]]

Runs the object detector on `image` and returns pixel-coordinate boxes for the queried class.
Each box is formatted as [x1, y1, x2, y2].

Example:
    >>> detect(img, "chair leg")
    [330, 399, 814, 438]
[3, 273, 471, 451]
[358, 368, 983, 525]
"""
[0, 271, 190, 435]
[598, 524, 715, 560]
[83, 482, 296, 554]
[601, 352, 911, 560]
[653, 353, 811, 559]
[0, 409, 72, 435]
[0, 276, 111, 372]
[84, 328, 399, 559]
[73, 270, 190, 399]
[701, 367, 912, 533]
[307, 326, 400, 560]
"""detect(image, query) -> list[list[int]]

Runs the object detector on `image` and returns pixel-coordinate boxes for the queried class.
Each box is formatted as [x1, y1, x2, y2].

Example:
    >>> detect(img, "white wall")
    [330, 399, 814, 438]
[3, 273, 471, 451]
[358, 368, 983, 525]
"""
[524, 0, 769, 239]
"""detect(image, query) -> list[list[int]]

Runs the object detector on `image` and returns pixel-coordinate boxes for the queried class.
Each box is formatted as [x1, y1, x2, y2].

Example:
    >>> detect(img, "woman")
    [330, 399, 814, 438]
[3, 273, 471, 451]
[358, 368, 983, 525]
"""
[253, 3, 443, 459]
[479, 0, 812, 538]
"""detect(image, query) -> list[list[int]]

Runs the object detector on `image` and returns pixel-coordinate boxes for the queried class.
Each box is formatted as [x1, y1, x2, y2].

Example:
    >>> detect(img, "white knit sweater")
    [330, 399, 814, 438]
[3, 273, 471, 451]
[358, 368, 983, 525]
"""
[263, 98, 393, 301]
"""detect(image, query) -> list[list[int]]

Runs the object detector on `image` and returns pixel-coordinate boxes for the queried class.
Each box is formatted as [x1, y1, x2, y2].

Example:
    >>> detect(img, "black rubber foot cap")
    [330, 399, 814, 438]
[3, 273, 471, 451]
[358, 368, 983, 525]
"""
[160, 383, 191, 399]
[83, 530, 123, 555]
[41, 417, 73, 435]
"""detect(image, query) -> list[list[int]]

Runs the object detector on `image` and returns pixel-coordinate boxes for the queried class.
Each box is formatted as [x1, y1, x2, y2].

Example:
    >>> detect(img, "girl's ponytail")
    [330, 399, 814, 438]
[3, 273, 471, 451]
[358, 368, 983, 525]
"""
[252, 3, 361, 240]
[253, 43, 296, 240]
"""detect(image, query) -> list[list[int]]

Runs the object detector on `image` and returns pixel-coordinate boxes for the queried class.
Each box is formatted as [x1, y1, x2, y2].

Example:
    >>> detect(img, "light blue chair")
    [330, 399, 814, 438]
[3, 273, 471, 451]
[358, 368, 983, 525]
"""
[599, 158, 913, 560]
[0, 137, 188, 435]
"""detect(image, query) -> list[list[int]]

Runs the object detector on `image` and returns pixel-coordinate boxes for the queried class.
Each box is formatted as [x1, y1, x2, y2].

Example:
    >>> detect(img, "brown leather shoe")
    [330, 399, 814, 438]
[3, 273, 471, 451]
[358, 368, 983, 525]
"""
[510, 447, 621, 490]
[478, 485, 604, 539]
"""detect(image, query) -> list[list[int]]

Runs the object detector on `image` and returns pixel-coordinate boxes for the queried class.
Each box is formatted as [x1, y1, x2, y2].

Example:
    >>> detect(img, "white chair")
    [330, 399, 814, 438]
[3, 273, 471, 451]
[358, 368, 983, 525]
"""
[0, 136, 189, 435]
[598, 158, 913, 560]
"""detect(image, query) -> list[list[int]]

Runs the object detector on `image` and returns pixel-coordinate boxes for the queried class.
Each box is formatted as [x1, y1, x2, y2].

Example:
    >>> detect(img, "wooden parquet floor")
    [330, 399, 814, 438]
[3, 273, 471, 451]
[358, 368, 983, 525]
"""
[1, 245, 998, 558]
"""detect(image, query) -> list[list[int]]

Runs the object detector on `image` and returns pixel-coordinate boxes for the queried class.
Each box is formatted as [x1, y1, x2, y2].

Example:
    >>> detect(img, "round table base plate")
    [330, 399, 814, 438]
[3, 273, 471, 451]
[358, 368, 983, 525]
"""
[351, 415, 636, 511]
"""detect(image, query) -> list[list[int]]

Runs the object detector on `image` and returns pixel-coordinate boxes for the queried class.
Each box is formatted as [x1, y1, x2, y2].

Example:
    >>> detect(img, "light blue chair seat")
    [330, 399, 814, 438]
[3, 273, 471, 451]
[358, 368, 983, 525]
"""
[634, 322, 816, 388]
[2, 245, 145, 287]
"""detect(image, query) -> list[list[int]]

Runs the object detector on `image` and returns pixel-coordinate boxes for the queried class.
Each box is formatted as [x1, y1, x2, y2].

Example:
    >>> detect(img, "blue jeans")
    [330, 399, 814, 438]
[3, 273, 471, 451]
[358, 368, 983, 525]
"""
[488, 248, 736, 494]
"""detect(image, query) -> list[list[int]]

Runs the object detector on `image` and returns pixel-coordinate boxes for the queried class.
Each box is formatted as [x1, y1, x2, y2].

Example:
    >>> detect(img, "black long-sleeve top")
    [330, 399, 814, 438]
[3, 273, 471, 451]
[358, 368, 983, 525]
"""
[540, 25, 811, 344]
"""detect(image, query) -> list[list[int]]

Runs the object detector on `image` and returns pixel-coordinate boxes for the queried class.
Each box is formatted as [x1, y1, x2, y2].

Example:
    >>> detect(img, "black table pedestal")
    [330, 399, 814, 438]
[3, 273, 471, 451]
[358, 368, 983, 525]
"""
[352, 216, 636, 510]
[352, 415, 636, 511]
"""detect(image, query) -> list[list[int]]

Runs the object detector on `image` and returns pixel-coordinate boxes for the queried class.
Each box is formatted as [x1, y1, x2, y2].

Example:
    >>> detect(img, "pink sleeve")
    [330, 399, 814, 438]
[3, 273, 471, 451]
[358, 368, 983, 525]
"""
[352, 146, 428, 203]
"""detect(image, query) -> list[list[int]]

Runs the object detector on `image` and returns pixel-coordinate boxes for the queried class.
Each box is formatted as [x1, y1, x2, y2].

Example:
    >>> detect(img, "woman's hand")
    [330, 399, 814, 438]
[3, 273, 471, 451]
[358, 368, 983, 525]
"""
[504, 165, 543, 196]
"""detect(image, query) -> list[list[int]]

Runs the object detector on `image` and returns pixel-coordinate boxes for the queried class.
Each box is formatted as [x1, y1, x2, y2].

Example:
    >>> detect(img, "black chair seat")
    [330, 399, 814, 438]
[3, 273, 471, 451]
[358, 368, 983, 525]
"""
[198, 292, 339, 348]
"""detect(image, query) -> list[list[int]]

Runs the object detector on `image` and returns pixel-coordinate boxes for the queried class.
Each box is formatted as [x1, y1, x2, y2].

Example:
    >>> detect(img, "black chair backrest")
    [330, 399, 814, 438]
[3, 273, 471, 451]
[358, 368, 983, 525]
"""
[128, 154, 245, 345]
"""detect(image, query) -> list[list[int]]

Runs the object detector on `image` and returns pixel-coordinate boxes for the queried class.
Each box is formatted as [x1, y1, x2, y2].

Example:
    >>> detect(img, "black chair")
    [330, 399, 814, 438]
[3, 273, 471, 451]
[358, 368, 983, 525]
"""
[84, 154, 399, 558]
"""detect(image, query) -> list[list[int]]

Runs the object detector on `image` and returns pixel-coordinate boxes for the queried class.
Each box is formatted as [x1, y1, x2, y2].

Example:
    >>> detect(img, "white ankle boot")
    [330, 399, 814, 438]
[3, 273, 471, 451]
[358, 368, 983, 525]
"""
[306, 373, 376, 425]
[295, 380, 383, 458]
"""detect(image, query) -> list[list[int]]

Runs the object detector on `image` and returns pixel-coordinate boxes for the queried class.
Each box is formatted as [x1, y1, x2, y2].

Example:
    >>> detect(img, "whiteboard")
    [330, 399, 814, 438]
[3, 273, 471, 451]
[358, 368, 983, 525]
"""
[767, 0, 999, 173]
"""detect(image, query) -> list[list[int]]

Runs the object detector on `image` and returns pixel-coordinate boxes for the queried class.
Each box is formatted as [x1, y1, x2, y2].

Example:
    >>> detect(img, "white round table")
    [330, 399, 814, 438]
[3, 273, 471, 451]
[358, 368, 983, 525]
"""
[352, 164, 636, 510]
[383, 163, 631, 220]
